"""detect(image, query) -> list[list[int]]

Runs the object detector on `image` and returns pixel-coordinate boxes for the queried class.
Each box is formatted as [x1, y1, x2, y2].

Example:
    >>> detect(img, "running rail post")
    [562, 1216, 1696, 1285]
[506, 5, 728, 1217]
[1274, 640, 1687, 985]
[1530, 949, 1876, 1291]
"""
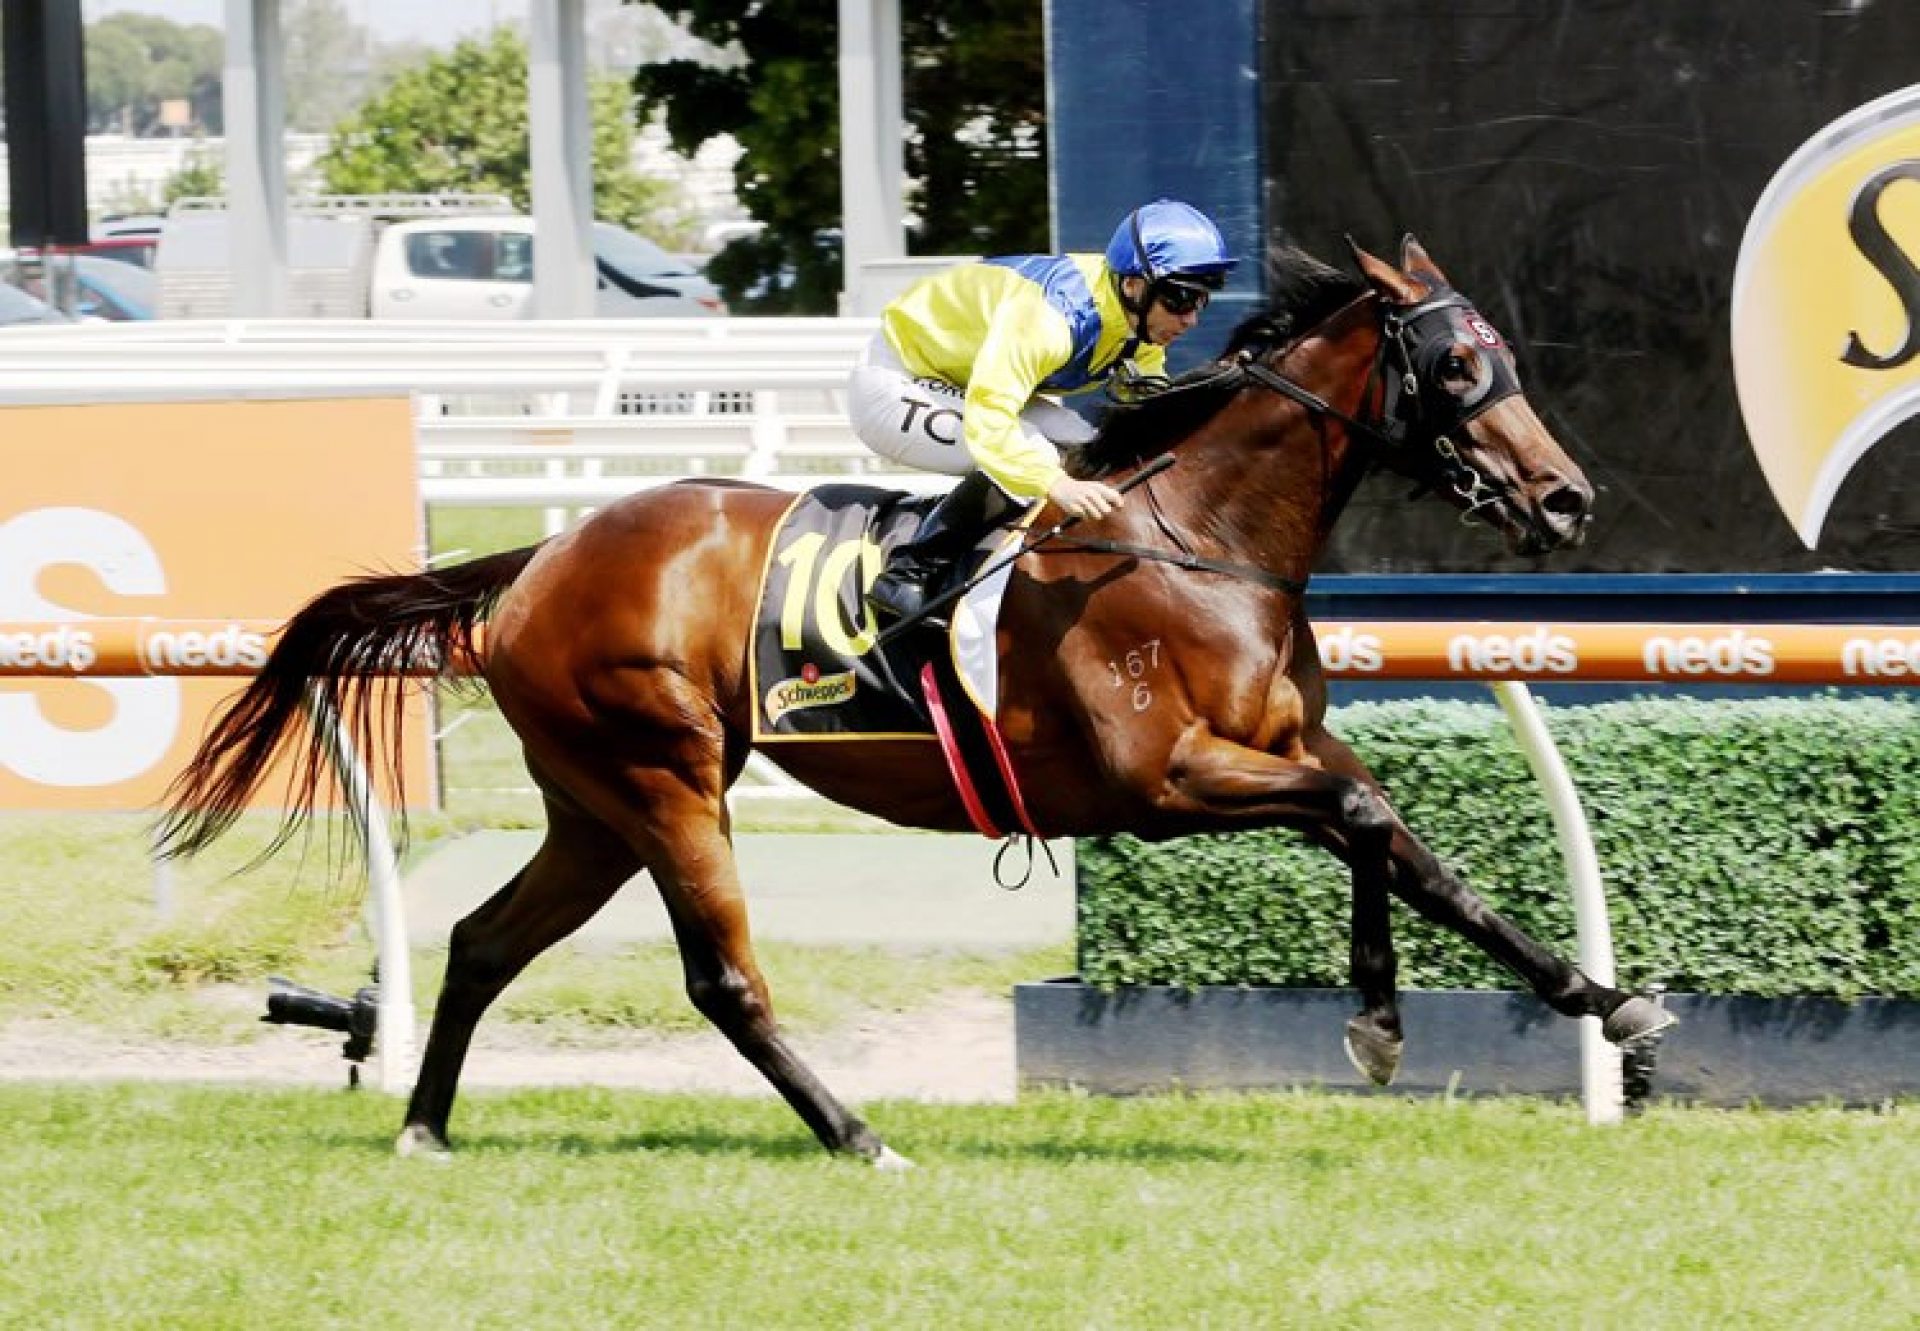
[1490, 681, 1623, 1126]
[302, 686, 417, 1094]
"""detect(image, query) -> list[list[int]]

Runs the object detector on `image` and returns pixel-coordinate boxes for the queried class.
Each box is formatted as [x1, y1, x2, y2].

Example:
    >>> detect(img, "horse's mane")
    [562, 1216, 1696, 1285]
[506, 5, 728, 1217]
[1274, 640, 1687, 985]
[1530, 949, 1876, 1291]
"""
[1069, 246, 1367, 479]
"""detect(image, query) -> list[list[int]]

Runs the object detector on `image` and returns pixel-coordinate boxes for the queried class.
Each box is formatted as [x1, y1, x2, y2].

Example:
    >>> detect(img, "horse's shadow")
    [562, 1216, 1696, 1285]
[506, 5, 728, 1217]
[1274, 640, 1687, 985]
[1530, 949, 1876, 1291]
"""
[316, 1124, 1261, 1165]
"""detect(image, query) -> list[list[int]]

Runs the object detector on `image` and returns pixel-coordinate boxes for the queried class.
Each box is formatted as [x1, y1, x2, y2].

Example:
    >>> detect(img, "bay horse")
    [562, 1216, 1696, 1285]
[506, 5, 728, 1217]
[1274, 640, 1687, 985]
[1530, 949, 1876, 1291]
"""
[160, 236, 1673, 1167]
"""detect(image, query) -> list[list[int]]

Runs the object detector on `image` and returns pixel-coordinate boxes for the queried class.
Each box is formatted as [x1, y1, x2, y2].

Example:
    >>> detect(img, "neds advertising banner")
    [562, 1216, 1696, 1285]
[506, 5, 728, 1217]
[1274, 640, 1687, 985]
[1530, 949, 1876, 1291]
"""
[0, 397, 429, 810]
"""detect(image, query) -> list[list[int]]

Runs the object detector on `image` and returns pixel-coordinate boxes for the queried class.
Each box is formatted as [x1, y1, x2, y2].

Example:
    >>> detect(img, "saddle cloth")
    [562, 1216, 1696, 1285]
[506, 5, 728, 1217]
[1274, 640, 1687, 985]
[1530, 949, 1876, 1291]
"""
[750, 483, 1015, 741]
[748, 483, 1043, 839]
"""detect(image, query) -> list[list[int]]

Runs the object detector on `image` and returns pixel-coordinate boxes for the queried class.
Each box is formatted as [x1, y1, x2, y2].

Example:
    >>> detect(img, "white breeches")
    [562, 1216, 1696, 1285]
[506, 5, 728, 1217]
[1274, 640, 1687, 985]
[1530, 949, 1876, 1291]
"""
[846, 334, 1098, 478]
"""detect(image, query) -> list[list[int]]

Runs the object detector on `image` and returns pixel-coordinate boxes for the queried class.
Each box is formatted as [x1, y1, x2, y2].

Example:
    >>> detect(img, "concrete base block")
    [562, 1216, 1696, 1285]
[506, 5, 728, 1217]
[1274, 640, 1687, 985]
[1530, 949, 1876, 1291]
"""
[1014, 982, 1920, 1107]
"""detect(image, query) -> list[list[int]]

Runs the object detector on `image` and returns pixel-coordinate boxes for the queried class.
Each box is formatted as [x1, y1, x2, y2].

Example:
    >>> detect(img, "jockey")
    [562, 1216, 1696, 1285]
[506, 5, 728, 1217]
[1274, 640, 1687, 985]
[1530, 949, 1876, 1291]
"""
[848, 198, 1237, 625]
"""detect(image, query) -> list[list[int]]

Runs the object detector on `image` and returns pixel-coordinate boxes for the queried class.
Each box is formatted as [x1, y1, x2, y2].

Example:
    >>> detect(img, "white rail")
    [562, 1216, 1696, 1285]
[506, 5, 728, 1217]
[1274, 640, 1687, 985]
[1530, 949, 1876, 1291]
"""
[0, 315, 878, 343]
[1492, 683, 1622, 1126]
[0, 317, 876, 411]
[0, 318, 931, 500]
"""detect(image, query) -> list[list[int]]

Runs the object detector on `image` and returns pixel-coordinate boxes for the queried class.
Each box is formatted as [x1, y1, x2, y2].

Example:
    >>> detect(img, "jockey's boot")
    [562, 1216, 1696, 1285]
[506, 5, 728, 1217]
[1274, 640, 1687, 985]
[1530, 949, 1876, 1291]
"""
[867, 471, 1018, 627]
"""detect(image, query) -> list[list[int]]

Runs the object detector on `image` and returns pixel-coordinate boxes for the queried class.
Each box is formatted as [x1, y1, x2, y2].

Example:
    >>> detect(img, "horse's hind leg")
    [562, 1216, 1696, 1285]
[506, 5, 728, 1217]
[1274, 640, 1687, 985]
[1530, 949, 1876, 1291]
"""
[398, 799, 639, 1159]
[637, 791, 906, 1168]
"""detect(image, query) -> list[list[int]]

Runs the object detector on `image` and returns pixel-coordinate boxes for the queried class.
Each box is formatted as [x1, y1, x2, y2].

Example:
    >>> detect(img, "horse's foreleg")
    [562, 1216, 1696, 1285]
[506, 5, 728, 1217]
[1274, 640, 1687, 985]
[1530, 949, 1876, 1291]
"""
[1284, 728, 1407, 1083]
[399, 800, 638, 1159]
[1304, 726, 1669, 1043]
[1160, 728, 1405, 1081]
[1374, 822, 1674, 1037]
[1380, 821, 1672, 1043]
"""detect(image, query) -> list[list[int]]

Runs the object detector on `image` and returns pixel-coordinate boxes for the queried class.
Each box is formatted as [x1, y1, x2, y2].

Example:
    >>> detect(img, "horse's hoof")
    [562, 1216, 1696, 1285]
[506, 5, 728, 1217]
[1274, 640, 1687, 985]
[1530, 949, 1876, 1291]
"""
[1343, 1015, 1404, 1086]
[395, 1123, 452, 1163]
[872, 1145, 916, 1173]
[1603, 995, 1677, 1046]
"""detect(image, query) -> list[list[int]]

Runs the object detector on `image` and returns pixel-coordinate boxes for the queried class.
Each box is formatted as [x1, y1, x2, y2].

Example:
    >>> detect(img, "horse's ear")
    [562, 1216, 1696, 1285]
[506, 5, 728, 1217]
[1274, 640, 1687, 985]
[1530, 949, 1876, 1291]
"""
[1348, 234, 1423, 303]
[1398, 234, 1452, 290]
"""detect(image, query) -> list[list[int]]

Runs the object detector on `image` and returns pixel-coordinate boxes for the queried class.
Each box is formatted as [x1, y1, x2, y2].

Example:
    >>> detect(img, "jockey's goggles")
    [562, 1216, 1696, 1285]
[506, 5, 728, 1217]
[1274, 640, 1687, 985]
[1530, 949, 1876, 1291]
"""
[1153, 274, 1224, 316]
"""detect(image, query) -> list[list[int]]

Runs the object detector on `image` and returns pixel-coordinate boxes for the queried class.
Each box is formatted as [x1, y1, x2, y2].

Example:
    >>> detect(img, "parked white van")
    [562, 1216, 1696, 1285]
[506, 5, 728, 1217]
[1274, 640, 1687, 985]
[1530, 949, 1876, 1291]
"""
[155, 194, 724, 320]
[373, 216, 725, 319]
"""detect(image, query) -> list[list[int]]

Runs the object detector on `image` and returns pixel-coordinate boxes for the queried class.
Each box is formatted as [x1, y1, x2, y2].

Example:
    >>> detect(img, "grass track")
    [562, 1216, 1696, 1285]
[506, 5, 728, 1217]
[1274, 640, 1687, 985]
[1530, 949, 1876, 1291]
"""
[0, 1085, 1913, 1329]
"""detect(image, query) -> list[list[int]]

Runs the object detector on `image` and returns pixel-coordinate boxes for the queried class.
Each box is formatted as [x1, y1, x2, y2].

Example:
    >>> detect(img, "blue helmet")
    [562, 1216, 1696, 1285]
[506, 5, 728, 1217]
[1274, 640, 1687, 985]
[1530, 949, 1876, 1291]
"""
[1104, 199, 1236, 289]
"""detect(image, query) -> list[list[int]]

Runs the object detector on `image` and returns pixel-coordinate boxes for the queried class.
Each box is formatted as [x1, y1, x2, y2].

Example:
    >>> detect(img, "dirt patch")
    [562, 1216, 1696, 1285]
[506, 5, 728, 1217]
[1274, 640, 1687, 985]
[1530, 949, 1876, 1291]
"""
[0, 991, 1017, 1104]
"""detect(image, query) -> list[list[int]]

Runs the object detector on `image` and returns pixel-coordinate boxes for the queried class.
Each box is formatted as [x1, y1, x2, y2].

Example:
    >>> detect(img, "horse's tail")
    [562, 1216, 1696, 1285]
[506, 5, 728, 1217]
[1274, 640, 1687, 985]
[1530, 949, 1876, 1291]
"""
[155, 544, 543, 862]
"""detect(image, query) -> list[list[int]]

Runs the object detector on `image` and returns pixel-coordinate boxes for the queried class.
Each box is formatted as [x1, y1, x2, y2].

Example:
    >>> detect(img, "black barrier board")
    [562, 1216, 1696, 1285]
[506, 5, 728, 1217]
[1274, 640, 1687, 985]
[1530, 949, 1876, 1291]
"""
[1258, 0, 1920, 573]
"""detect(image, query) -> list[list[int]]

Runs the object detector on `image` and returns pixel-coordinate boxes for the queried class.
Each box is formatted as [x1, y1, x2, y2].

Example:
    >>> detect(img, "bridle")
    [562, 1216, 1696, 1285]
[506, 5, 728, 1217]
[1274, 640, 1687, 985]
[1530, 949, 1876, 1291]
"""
[1240, 286, 1523, 527]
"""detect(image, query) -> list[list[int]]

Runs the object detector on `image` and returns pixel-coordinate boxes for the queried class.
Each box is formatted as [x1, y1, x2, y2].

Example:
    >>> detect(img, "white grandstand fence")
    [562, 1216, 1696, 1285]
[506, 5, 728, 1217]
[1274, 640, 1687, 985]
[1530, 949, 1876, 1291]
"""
[0, 315, 877, 344]
[0, 318, 879, 419]
[0, 318, 955, 523]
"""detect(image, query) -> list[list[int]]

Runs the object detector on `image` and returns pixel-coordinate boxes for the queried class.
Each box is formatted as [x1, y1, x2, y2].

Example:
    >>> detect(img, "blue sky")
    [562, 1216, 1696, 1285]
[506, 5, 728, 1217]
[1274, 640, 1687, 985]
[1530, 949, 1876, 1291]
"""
[84, 0, 510, 48]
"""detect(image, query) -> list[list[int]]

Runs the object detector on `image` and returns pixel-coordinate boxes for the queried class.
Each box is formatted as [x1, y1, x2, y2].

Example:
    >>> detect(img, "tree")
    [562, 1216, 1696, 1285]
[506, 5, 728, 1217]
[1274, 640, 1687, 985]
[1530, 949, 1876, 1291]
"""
[163, 144, 225, 204]
[314, 28, 692, 244]
[281, 0, 377, 133]
[630, 1, 1047, 312]
[84, 20, 149, 134]
[83, 13, 224, 135]
[905, 1, 1047, 253]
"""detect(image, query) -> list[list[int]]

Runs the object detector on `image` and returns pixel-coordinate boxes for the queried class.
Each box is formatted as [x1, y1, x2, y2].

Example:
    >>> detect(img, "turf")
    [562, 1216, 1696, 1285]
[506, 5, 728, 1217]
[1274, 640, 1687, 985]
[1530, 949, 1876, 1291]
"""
[0, 1085, 1912, 1329]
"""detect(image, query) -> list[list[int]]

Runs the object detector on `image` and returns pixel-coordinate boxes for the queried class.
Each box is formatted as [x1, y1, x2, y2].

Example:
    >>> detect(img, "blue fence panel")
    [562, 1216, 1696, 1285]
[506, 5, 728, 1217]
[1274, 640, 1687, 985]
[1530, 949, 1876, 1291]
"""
[1046, 0, 1265, 377]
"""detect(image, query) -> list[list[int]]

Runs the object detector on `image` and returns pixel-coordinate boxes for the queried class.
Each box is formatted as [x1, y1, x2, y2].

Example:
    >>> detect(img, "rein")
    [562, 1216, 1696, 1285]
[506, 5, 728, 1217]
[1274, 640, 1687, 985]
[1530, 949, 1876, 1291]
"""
[1043, 533, 1308, 595]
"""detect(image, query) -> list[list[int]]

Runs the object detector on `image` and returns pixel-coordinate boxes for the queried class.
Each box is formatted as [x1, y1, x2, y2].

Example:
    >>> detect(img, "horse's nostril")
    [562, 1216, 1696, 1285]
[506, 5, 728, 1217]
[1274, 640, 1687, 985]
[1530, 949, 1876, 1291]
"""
[1541, 484, 1591, 521]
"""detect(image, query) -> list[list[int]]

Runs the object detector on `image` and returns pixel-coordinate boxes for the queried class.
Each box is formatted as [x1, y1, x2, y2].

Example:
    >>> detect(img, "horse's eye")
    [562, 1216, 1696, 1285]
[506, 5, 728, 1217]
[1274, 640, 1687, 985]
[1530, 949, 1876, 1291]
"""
[1439, 354, 1475, 387]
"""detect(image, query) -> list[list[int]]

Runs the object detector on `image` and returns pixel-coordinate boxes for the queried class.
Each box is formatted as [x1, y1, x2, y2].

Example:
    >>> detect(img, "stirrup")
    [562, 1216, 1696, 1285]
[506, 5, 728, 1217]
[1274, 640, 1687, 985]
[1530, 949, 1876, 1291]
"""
[866, 569, 944, 628]
[867, 572, 933, 626]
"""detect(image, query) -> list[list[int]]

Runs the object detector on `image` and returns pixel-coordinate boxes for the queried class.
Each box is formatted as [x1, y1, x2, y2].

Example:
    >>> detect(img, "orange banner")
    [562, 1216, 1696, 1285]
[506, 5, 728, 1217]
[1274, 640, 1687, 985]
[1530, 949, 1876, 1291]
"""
[0, 398, 428, 810]
[4, 617, 1915, 687]
[1315, 621, 1920, 684]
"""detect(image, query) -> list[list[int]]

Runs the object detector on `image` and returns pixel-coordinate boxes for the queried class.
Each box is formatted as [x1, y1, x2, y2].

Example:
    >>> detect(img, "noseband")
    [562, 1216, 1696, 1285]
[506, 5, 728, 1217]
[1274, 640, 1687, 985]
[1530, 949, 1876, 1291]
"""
[1240, 287, 1522, 527]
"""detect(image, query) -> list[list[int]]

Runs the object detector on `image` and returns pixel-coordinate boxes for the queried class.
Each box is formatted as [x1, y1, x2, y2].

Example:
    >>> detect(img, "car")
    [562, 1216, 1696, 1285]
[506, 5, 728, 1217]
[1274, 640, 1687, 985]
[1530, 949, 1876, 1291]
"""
[1, 253, 156, 320]
[76, 234, 161, 269]
[372, 217, 727, 319]
[589, 221, 727, 316]
[67, 254, 158, 319]
[79, 214, 165, 268]
[0, 281, 76, 326]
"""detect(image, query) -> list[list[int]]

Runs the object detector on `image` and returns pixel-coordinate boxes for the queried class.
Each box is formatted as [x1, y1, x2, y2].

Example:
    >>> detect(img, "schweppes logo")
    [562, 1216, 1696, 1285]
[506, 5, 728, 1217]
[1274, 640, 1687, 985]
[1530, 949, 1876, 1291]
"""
[764, 664, 856, 725]
[1732, 85, 1920, 549]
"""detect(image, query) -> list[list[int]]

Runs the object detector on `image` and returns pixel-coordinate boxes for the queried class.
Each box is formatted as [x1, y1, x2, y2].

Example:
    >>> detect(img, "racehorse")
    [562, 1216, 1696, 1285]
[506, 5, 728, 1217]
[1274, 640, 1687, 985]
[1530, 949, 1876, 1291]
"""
[159, 236, 1673, 1168]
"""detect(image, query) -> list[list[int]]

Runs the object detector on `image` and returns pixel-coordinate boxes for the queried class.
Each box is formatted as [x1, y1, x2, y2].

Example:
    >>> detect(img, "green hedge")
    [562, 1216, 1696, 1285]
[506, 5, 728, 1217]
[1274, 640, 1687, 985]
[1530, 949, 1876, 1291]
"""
[1077, 697, 1920, 998]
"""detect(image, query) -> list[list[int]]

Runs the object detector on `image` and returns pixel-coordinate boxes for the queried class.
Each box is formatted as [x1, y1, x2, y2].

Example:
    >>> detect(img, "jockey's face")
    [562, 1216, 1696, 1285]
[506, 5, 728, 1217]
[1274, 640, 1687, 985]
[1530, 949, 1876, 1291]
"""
[1120, 275, 1206, 347]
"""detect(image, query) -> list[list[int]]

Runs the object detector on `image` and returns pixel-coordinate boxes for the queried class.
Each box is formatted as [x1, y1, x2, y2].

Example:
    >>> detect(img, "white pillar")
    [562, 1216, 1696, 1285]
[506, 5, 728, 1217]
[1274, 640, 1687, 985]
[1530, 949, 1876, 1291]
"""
[1491, 681, 1624, 1126]
[223, 0, 288, 316]
[837, 0, 905, 314]
[528, 0, 596, 319]
[306, 687, 416, 1095]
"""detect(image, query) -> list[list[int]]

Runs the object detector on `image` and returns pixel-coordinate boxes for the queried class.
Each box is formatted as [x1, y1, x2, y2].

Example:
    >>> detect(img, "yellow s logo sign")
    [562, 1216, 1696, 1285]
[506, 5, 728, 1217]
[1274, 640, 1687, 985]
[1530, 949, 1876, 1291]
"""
[1732, 85, 1920, 549]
